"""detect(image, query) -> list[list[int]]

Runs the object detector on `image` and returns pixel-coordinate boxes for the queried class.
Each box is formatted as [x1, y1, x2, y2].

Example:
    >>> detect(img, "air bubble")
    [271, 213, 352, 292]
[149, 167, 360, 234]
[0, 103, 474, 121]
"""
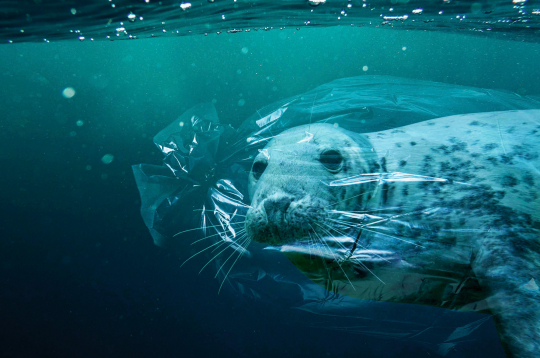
[308, 0, 326, 5]
[128, 12, 136, 22]
[101, 154, 115, 164]
[62, 87, 76, 98]
[362, 66, 369, 71]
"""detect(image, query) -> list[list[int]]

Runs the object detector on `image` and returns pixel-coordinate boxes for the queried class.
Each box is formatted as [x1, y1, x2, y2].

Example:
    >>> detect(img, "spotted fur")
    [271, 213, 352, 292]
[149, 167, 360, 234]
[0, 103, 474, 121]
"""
[363, 110, 540, 358]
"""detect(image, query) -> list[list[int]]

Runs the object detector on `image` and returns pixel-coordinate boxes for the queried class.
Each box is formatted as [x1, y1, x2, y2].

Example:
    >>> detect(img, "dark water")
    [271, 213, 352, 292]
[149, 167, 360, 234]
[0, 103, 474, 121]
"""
[1, 2, 539, 358]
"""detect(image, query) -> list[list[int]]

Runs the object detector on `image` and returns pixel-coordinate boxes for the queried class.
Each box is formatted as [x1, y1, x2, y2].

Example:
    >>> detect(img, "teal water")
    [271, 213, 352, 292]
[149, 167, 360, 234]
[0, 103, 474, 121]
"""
[1, 24, 539, 358]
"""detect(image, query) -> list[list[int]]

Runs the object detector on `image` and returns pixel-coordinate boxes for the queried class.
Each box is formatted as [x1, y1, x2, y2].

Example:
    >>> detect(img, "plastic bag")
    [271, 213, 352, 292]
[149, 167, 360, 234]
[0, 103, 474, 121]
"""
[133, 76, 540, 357]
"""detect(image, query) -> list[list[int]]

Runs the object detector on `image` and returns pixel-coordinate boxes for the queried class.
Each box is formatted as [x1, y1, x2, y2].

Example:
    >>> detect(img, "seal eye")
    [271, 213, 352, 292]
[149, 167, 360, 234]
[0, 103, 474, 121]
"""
[252, 161, 267, 180]
[320, 149, 343, 172]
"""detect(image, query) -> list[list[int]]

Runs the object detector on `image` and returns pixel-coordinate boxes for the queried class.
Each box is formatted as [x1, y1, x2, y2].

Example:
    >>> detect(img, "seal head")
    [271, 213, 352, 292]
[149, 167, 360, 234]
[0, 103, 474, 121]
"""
[245, 123, 375, 246]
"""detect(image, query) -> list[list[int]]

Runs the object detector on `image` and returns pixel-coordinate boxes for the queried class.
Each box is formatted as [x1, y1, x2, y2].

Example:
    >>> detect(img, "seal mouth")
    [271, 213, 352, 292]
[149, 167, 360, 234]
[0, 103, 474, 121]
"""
[245, 193, 329, 246]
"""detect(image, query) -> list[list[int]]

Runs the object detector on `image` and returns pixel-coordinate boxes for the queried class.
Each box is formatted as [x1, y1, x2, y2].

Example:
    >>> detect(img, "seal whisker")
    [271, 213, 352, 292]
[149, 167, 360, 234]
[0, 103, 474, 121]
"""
[174, 222, 234, 237]
[320, 222, 392, 264]
[359, 208, 433, 229]
[308, 231, 333, 279]
[332, 208, 406, 214]
[180, 240, 226, 268]
[324, 190, 377, 209]
[329, 212, 427, 248]
[316, 222, 354, 253]
[191, 226, 246, 245]
[201, 233, 247, 274]
[303, 228, 314, 261]
[218, 238, 252, 294]
[348, 257, 386, 285]
[359, 226, 425, 249]
[214, 234, 250, 279]
[210, 229, 246, 252]
[318, 223, 387, 284]
[191, 230, 229, 245]
[310, 224, 357, 291]
[327, 218, 358, 227]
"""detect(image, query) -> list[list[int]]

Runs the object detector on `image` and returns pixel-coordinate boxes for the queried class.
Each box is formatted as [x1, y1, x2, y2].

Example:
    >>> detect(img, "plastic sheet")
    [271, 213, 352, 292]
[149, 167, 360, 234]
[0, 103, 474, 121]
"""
[133, 76, 540, 358]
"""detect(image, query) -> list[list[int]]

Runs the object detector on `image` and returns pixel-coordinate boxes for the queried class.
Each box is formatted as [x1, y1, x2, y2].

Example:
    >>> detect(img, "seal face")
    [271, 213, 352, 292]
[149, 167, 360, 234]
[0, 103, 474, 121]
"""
[245, 124, 375, 246]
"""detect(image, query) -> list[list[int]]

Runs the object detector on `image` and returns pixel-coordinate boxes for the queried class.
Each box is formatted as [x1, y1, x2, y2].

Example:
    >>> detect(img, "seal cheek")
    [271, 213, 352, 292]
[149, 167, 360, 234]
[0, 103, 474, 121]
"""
[245, 206, 269, 242]
[288, 196, 328, 233]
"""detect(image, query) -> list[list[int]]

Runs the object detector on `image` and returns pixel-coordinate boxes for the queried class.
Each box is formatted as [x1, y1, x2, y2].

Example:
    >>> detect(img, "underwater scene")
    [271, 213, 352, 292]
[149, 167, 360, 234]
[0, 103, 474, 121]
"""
[1, 1, 540, 358]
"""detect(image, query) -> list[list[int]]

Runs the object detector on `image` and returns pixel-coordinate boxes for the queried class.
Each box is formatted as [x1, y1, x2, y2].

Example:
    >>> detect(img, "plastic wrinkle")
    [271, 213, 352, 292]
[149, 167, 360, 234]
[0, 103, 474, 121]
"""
[329, 172, 450, 186]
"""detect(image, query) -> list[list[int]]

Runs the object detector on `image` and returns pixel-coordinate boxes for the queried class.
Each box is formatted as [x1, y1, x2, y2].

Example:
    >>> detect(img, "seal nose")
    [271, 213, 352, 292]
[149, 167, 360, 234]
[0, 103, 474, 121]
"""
[263, 195, 292, 219]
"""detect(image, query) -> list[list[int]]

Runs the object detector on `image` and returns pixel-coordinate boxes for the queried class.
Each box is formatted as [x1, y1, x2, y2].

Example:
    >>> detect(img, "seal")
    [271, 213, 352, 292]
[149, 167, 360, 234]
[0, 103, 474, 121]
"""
[245, 110, 540, 358]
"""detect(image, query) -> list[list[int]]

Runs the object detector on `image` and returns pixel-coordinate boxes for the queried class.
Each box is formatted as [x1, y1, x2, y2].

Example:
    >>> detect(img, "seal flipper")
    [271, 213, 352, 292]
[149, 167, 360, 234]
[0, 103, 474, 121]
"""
[472, 228, 540, 358]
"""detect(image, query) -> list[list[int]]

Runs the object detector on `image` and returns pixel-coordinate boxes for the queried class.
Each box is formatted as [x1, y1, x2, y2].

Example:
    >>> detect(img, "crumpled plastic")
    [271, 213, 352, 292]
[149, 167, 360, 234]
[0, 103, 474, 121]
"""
[132, 76, 540, 356]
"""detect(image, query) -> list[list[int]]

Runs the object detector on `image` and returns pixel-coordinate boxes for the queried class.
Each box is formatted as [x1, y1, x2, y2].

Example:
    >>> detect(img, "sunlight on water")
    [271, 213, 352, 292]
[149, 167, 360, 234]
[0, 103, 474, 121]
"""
[1, 0, 539, 43]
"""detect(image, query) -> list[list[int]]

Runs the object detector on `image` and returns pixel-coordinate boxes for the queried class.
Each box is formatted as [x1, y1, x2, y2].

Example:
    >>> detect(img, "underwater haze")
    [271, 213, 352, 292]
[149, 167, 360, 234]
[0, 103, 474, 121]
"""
[1, 2, 540, 358]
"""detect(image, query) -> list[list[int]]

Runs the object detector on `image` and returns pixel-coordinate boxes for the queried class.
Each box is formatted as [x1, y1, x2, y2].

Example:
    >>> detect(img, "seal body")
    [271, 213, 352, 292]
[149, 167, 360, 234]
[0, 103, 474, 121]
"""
[245, 110, 540, 358]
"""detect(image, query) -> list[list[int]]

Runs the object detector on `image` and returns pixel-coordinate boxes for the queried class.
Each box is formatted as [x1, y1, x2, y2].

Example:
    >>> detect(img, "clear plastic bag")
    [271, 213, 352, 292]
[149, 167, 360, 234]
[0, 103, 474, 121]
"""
[133, 76, 540, 357]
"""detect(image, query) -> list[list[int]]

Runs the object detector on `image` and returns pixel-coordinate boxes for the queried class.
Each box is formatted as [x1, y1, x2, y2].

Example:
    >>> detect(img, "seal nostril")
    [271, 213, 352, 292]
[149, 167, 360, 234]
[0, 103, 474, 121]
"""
[263, 196, 293, 217]
[279, 196, 292, 213]
[263, 199, 273, 215]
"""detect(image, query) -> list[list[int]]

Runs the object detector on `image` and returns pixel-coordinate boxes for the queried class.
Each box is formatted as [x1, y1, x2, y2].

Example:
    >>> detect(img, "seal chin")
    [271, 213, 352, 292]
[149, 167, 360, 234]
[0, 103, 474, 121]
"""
[246, 193, 328, 246]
